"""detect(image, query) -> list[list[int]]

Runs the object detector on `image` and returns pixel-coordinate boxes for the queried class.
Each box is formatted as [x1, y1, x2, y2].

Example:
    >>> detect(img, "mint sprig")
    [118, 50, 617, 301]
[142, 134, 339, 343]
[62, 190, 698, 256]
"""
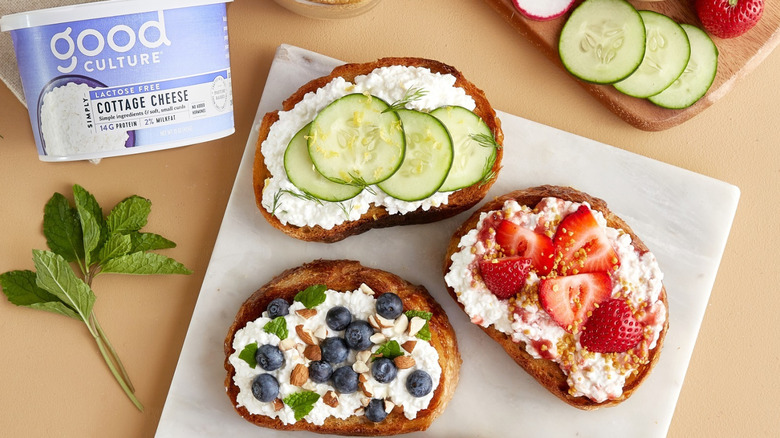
[239, 342, 259, 368]
[284, 391, 320, 421]
[372, 340, 404, 361]
[264, 316, 289, 340]
[0, 184, 192, 411]
[294, 284, 327, 309]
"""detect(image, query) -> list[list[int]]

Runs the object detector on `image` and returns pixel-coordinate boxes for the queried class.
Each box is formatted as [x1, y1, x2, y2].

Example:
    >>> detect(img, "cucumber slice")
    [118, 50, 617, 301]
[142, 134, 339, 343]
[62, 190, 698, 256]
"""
[377, 109, 454, 201]
[308, 93, 405, 186]
[284, 123, 362, 202]
[431, 106, 497, 192]
[558, 0, 646, 84]
[614, 11, 691, 98]
[648, 24, 718, 109]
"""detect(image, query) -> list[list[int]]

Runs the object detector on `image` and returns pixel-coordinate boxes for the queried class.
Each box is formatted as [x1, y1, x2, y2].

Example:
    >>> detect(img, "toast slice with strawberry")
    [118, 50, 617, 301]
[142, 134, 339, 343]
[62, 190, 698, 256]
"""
[443, 185, 668, 409]
[225, 259, 461, 434]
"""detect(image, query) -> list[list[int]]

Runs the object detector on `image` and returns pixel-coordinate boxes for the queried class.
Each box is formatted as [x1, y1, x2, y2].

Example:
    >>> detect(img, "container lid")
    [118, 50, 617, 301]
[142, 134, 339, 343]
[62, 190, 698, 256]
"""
[1, 0, 233, 32]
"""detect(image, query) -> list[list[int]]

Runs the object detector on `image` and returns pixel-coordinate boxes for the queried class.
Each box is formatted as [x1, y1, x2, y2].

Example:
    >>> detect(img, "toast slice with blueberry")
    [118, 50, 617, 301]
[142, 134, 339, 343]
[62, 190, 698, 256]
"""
[224, 259, 461, 434]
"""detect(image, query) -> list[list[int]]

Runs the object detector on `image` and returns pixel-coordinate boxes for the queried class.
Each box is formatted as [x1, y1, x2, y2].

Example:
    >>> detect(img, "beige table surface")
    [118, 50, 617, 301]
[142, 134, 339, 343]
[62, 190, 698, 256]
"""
[0, 1, 778, 437]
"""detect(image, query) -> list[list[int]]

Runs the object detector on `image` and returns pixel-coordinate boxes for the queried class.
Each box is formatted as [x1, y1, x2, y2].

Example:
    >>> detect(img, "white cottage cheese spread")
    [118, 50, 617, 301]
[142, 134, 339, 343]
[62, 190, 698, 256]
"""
[445, 197, 665, 402]
[260, 66, 476, 229]
[228, 288, 442, 425]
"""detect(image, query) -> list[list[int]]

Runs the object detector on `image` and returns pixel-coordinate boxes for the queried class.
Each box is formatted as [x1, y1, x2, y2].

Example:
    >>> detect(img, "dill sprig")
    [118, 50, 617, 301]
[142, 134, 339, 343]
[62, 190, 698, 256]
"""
[383, 87, 428, 113]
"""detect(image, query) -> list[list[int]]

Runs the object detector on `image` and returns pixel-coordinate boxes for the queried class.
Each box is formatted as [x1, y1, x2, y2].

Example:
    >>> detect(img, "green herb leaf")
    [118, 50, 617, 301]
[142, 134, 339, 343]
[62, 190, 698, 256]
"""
[127, 232, 176, 252]
[0, 270, 80, 320]
[404, 310, 432, 341]
[238, 342, 259, 368]
[372, 340, 404, 361]
[107, 196, 151, 234]
[383, 87, 428, 113]
[43, 192, 84, 262]
[32, 249, 96, 322]
[73, 185, 107, 265]
[294, 284, 327, 309]
[263, 316, 288, 340]
[98, 233, 133, 263]
[100, 252, 192, 275]
[283, 391, 320, 421]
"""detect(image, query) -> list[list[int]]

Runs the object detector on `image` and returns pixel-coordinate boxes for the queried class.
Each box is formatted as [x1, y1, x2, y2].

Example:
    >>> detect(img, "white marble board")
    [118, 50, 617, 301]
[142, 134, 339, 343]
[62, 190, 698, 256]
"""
[155, 44, 740, 438]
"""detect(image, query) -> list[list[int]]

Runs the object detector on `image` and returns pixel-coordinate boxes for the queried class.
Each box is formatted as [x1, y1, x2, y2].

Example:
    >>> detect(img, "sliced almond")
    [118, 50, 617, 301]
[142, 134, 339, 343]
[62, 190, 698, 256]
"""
[359, 381, 373, 397]
[394, 355, 416, 369]
[369, 333, 387, 344]
[295, 325, 318, 346]
[273, 398, 284, 412]
[313, 325, 328, 340]
[375, 314, 394, 329]
[355, 350, 372, 364]
[303, 344, 321, 361]
[358, 373, 369, 383]
[359, 283, 375, 296]
[352, 360, 369, 374]
[278, 337, 296, 351]
[360, 396, 371, 407]
[408, 316, 426, 337]
[354, 407, 365, 416]
[323, 391, 339, 408]
[393, 314, 409, 335]
[384, 400, 395, 414]
[290, 363, 308, 386]
[401, 340, 417, 353]
[368, 314, 381, 330]
[295, 308, 317, 319]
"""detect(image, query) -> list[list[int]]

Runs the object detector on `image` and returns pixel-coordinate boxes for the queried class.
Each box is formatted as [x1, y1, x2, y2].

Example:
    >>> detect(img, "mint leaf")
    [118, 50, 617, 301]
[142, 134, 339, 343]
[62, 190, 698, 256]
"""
[32, 249, 96, 322]
[0, 270, 80, 320]
[108, 196, 151, 234]
[372, 340, 403, 361]
[238, 342, 259, 368]
[263, 316, 288, 340]
[100, 252, 192, 275]
[73, 185, 107, 265]
[127, 232, 176, 252]
[404, 310, 432, 341]
[283, 391, 320, 421]
[43, 193, 84, 262]
[98, 233, 133, 263]
[294, 284, 327, 309]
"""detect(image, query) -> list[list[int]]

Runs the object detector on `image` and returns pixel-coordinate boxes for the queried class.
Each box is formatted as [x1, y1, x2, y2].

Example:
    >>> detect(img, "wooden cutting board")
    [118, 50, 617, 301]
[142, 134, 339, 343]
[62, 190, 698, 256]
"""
[483, 0, 780, 131]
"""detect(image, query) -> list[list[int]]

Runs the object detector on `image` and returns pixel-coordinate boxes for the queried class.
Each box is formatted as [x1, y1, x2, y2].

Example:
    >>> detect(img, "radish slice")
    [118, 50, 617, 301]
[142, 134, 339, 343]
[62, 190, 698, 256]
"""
[512, 0, 576, 21]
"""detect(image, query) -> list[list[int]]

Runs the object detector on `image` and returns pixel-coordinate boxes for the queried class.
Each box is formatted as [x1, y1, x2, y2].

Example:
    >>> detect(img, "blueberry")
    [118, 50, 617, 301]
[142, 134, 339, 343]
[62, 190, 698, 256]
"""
[371, 357, 397, 383]
[308, 360, 333, 383]
[255, 344, 284, 371]
[406, 369, 432, 397]
[344, 320, 374, 351]
[251, 373, 279, 402]
[365, 398, 388, 423]
[331, 366, 359, 393]
[326, 306, 352, 331]
[320, 337, 349, 364]
[266, 298, 289, 318]
[376, 293, 403, 319]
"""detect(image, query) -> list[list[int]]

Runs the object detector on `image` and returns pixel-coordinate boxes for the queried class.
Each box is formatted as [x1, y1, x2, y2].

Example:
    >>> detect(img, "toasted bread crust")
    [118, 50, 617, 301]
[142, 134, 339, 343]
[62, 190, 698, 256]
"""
[253, 57, 504, 243]
[225, 259, 461, 434]
[443, 185, 669, 410]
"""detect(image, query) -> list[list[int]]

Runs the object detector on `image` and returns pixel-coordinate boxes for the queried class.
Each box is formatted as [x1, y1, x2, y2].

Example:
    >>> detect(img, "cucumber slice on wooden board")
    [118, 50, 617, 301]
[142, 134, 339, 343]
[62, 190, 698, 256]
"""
[284, 123, 363, 202]
[613, 10, 691, 98]
[558, 0, 646, 84]
[431, 106, 498, 192]
[378, 109, 454, 201]
[648, 24, 719, 109]
[308, 93, 405, 186]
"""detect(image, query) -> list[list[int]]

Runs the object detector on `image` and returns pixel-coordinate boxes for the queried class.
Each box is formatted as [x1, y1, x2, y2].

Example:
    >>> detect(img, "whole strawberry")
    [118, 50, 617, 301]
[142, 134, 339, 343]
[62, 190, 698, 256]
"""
[695, 0, 764, 39]
[580, 299, 644, 353]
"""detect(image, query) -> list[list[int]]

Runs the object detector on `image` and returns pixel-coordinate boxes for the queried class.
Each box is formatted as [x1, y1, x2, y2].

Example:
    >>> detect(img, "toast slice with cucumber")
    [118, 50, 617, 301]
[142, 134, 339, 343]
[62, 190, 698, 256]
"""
[224, 259, 461, 434]
[253, 57, 503, 243]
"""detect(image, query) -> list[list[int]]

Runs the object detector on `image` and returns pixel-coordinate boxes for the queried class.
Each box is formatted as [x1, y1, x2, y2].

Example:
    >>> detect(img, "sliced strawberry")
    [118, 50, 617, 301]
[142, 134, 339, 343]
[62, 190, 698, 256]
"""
[538, 272, 612, 333]
[478, 256, 532, 300]
[580, 299, 644, 353]
[494, 220, 554, 275]
[553, 205, 620, 275]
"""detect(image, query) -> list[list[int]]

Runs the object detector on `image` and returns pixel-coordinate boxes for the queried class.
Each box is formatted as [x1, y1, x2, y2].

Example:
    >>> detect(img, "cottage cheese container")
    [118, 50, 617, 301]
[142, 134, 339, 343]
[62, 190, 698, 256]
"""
[1, 0, 235, 162]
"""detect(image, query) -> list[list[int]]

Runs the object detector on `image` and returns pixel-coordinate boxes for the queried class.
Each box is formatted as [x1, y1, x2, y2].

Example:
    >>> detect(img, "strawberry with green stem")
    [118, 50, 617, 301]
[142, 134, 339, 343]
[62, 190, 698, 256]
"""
[695, 0, 764, 39]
